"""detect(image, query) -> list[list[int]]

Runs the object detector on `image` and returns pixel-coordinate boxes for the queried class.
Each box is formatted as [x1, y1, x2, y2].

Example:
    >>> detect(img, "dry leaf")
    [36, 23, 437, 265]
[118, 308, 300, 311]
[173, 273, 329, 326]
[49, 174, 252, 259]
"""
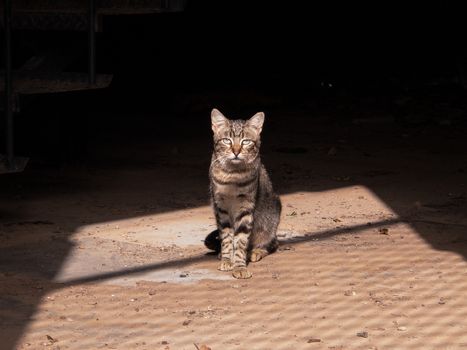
[46, 335, 57, 343]
[194, 344, 211, 350]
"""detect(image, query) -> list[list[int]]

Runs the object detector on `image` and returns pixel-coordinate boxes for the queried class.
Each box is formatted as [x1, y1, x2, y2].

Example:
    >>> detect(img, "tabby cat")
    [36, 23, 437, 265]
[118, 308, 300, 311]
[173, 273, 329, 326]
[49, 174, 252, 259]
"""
[207, 108, 281, 279]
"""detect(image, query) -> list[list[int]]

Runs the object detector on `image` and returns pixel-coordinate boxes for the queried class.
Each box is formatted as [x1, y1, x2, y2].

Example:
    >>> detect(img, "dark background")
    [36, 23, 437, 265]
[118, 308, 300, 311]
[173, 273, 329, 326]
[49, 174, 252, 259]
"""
[2, 1, 466, 164]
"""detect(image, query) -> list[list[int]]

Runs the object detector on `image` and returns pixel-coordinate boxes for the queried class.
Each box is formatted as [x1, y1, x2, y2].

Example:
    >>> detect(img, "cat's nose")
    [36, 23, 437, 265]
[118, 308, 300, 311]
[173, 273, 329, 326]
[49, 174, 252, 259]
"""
[232, 145, 241, 157]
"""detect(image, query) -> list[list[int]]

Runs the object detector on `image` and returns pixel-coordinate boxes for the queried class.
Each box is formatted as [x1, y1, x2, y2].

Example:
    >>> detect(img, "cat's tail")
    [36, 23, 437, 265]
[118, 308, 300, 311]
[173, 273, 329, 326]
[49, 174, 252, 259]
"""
[204, 229, 279, 254]
[204, 229, 221, 252]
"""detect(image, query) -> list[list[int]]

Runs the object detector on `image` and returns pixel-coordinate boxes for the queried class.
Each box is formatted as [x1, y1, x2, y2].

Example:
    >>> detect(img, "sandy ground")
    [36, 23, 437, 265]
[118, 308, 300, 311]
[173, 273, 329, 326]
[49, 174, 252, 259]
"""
[1, 109, 467, 350]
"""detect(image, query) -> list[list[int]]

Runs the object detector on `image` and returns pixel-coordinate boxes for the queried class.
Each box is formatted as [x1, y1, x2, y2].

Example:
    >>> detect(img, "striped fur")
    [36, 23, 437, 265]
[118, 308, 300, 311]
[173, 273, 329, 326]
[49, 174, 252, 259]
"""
[208, 108, 281, 279]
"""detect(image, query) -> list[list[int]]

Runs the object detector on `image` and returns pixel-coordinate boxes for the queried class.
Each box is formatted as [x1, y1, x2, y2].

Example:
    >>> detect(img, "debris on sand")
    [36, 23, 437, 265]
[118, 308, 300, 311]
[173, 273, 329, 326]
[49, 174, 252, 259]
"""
[344, 290, 357, 296]
[307, 338, 322, 343]
[378, 228, 389, 235]
[46, 335, 58, 343]
[357, 331, 369, 338]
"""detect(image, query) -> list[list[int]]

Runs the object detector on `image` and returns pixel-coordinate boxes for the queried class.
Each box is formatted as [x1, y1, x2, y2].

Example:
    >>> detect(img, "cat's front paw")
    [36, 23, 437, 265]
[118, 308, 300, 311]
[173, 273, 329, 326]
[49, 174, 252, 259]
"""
[218, 259, 233, 271]
[232, 267, 252, 279]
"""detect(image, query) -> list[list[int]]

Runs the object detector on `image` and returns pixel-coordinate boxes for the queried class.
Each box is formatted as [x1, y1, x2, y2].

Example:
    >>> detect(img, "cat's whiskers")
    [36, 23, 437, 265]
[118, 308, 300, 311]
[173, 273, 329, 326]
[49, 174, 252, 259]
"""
[212, 155, 227, 167]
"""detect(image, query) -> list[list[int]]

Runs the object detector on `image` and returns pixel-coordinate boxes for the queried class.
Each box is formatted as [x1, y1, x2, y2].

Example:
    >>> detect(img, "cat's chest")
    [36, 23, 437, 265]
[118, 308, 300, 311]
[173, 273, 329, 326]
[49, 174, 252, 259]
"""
[210, 165, 257, 211]
[214, 183, 246, 211]
[215, 183, 240, 200]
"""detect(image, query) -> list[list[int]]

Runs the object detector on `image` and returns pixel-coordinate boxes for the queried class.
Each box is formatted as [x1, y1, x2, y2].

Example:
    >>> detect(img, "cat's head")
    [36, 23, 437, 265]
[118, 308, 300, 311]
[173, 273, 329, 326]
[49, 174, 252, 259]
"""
[211, 108, 264, 166]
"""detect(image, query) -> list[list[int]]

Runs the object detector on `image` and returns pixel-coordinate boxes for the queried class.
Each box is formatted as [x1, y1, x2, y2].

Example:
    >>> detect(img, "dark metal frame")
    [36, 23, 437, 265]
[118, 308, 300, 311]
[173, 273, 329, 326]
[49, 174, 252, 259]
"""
[88, 0, 96, 85]
[4, 0, 13, 168]
[2, 0, 96, 172]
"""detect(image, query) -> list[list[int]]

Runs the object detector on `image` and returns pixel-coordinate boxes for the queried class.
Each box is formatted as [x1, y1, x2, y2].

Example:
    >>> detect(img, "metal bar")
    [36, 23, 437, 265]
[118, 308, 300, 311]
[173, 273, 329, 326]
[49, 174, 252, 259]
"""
[4, 0, 14, 168]
[88, 0, 96, 85]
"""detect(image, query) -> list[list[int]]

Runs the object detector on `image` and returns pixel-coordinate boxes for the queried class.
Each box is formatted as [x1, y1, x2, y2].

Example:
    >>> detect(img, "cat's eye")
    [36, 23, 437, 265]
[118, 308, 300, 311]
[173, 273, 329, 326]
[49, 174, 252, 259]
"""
[241, 139, 253, 146]
[222, 138, 232, 145]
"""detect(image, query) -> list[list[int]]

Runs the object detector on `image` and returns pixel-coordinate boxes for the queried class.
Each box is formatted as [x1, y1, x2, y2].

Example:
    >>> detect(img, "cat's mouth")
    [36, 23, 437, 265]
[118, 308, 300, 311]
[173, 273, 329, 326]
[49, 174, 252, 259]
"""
[230, 158, 243, 164]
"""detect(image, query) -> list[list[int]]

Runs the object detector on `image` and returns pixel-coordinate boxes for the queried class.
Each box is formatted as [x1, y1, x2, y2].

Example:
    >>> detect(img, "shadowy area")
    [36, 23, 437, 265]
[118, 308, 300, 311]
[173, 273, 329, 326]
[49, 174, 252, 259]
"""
[2, 87, 467, 348]
[1, 2, 467, 349]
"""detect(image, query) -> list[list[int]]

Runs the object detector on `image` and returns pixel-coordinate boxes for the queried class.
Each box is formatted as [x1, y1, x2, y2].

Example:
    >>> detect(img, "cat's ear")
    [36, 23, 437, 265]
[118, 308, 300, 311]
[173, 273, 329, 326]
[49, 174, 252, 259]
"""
[211, 108, 229, 133]
[247, 112, 265, 134]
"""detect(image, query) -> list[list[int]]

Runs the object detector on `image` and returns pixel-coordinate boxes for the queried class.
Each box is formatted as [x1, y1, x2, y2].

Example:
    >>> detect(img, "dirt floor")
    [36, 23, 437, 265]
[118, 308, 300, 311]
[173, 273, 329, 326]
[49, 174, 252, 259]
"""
[1, 99, 467, 349]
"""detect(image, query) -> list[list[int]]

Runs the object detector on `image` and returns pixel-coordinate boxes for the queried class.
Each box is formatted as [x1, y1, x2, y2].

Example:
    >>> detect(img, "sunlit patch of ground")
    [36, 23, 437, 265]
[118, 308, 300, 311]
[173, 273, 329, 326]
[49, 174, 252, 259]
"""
[3, 185, 467, 350]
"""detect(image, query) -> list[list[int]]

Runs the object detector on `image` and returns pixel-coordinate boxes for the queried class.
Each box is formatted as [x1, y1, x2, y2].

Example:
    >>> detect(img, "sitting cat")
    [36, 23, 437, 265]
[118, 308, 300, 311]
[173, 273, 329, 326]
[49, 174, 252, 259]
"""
[207, 108, 281, 279]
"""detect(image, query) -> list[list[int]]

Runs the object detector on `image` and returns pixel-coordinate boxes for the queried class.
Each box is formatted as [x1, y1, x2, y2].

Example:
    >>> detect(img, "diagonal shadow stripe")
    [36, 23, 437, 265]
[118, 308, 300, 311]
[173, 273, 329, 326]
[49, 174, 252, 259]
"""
[59, 218, 401, 286]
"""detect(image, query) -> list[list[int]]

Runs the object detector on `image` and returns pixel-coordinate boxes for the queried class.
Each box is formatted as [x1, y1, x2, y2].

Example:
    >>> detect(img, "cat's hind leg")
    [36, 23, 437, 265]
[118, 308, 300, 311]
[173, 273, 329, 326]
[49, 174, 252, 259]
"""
[249, 194, 281, 263]
[249, 236, 278, 262]
[250, 248, 269, 262]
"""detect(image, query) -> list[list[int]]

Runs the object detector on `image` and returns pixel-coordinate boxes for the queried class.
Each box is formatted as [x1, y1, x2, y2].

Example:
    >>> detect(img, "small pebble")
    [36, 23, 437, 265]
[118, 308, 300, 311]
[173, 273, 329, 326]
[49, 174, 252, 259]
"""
[307, 338, 321, 343]
[344, 290, 357, 296]
[357, 331, 369, 338]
